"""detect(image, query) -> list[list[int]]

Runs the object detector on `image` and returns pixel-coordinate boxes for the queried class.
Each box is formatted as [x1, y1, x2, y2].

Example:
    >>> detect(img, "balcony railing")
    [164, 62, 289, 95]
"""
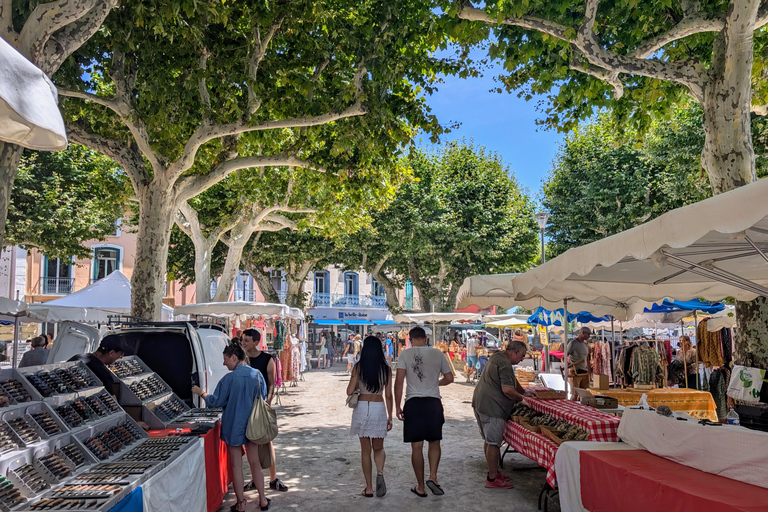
[40, 277, 74, 295]
[310, 293, 387, 309]
[402, 296, 421, 311]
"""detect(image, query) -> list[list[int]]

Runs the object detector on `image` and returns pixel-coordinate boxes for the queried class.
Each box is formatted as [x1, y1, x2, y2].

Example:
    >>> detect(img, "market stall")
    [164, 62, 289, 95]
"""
[589, 388, 717, 421]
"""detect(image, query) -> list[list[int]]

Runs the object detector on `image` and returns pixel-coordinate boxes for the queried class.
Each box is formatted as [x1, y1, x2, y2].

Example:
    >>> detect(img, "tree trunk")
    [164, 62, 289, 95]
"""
[0, 142, 23, 251]
[213, 227, 253, 302]
[132, 185, 175, 320]
[248, 265, 281, 304]
[193, 238, 214, 303]
[702, 3, 766, 366]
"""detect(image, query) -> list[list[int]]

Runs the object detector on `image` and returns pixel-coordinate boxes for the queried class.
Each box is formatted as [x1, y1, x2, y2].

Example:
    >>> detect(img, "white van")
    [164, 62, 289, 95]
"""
[48, 321, 230, 406]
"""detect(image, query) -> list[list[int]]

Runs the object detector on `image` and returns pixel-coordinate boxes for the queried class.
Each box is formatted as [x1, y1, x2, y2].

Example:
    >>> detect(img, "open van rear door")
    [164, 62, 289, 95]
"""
[48, 321, 100, 363]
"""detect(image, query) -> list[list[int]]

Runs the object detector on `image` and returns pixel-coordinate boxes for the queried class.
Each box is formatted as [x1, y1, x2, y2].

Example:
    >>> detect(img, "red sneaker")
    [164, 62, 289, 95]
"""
[485, 477, 514, 489]
[488, 472, 511, 481]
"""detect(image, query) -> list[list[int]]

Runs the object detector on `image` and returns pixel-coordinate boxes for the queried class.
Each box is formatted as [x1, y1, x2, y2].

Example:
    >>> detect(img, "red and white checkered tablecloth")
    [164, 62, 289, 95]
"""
[524, 397, 620, 442]
[504, 421, 559, 488]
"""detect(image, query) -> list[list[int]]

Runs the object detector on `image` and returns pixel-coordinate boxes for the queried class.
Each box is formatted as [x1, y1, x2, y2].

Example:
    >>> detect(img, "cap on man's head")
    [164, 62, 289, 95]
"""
[97, 337, 125, 354]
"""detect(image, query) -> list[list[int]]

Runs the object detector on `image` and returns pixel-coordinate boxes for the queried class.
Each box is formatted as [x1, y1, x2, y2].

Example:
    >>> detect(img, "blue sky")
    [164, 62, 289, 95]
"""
[418, 60, 565, 199]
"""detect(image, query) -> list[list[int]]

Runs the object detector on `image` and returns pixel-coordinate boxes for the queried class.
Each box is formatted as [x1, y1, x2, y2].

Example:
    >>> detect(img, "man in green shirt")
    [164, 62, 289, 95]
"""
[471, 340, 531, 489]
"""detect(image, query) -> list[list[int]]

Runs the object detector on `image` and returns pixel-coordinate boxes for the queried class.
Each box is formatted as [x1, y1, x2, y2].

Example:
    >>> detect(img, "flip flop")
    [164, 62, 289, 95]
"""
[411, 486, 428, 498]
[426, 480, 444, 496]
[376, 474, 386, 497]
[362, 490, 374, 498]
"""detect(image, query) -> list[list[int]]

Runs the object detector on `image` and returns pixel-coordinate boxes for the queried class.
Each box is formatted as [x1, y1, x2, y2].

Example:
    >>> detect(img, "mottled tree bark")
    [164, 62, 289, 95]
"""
[0, 142, 23, 251]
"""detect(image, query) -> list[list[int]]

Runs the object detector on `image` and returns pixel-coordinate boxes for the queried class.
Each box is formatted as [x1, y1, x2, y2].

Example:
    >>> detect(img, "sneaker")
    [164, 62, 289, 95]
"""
[270, 478, 289, 492]
[485, 477, 513, 489]
[489, 472, 511, 481]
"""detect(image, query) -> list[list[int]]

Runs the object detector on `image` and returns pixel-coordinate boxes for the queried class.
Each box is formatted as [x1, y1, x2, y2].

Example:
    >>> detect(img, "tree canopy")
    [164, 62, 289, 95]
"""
[7, 145, 132, 259]
[542, 107, 768, 257]
[341, 140, 539, 312]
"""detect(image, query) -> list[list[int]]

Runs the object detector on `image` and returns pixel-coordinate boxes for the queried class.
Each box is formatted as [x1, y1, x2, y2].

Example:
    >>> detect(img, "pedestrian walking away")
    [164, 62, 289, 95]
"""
[347, 336, 394, 498]
[472, 340, 533, 489]
[394, 326, 454, 498]
[240, 329, 290, 493]
[192, 342, 271, 511]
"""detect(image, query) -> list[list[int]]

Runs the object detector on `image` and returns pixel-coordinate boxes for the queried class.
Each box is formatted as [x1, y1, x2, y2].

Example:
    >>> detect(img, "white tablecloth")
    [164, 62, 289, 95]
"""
[554, 442, 638, 512]
[142, 438, 207, 512]
[618, 408, 768, 490]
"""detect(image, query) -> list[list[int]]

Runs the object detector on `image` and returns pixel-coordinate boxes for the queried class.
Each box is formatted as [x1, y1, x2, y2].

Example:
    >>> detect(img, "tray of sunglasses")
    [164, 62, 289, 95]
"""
[21, 366, 100, 399]
[54, 394, 114, 430]
[6, 460, 53, 498]
[107, 358, 151, 379]
[66, 474, 130, 485]
[25, 403, 70, 438]
[49, 484, 124, 500]
[117, 437, 193, 462]
[54, 442, 95, 470]
[0, 475, 26, 511]
[125, 375, 170, 404]
[168, 407, 222, 428]
[1, 411, 46, 446]
[22, 497, 106, 510]
[145, 393, 190, 425]
[83, 462, 154, 476]
[0, 420, 26, 454]
[32, 452, 75, 484]
[0, 370, 42, 405]
[74, 418, 146, 462]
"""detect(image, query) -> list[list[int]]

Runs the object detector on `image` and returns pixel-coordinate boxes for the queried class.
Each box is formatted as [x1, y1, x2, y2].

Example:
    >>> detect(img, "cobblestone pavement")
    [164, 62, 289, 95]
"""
[217, 362, 556, 512]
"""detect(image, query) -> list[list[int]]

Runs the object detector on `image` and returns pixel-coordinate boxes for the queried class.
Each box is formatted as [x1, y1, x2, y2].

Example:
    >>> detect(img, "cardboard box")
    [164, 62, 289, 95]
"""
[591, 374, 609, 390]
[575, 388, 619, 409]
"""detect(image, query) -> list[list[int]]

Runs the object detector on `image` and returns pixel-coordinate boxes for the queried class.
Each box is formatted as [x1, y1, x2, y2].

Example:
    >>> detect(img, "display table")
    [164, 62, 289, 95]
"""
[148, 424, 231, 512]
[618, 408, 768, 490]
[504, 421, 559, 487]
[590, 388, 717, 421]
[580, 449, 768, 512]
[524, 397, 621, 442]
[142, 438, 206, 512]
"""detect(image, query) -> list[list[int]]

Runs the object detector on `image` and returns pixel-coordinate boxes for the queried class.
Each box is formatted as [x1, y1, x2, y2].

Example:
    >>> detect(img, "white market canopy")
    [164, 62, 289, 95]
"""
[0, 37, 66, 150]
[44, 271, 174, 321]
[457, 177, 768, 315]
[485, 317, 530, 328]
[0, 296, 105, 324]
[0, 297, 28, 320]
[174, 301, 304, 321]
[392, 312, 482, 324]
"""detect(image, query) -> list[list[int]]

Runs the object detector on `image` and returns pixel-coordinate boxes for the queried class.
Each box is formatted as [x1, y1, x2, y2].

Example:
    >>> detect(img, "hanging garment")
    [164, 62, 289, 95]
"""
[273, 355, 283, 388]
[721, 328, 733, 364]
[601, 342, 613, 380]
[273, 321, 286, 351]
[630, 345, 663, 385]
[291, 337, 301, 380]
[663, 340, 673, 369]
[623, 345, 638, 386]
[709, 369, 728, 421]
[697, 319, 724, 368]
[280, 346, 293, 382]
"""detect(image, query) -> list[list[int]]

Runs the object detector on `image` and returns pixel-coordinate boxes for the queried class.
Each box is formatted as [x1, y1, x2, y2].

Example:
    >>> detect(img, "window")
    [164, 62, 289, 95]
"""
[344, 272, 359, 296]
[93, 246, 121, 281]
[109, 218, 122, 237]
[235, 272, 254, 301]
[405, 279, 414, 309]
[372, 278, 385, 297]
[41, 256, 73, 294]
[314, 271, 329, 294]
[209, 278, 218, 300]
[270, 269, 284, 292]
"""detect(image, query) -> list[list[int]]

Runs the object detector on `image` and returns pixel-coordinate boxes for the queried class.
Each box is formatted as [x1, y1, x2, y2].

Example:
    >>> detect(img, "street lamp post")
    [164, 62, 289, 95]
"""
[534, 212, 550, 373]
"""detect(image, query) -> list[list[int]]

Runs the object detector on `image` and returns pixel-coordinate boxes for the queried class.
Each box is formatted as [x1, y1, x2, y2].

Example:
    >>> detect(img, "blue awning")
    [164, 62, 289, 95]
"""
[527, 307, 608, 326]
[313, 319, 346, 326]
[371, 320, 396, 325]
[643, 299, 724, 314]
[344, 319, 374, 326]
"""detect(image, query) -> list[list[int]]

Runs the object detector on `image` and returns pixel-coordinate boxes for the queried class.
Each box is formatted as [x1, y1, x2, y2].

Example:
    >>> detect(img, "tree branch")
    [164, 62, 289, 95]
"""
[248, 16, 285, 115]
[66, 122, 152, 190]
[18, 0, 98, 64]
[198, 49, 212, 120]
[176, 155, 328, 202]
[57, 88, 121, 112]
[1, 0, 16, 42]
[458, 2, 706, 98]
[40, 0, 117, 75]
[752, 104, 768, 116]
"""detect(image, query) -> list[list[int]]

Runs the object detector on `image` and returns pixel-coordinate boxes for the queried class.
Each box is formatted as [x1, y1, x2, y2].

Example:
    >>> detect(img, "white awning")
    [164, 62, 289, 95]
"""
[392, 312, 482, 324]
[27, 304, 110, 324]
[0, 37, 66, 150]
[457, 178, 768, 314]
[174, 301, 294, 320]
[485, 317, 530, 328]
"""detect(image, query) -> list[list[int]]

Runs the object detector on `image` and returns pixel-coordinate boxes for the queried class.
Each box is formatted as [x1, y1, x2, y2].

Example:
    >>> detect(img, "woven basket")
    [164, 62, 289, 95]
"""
[518, 419, 540, 433]
[539, 425, 565, 446]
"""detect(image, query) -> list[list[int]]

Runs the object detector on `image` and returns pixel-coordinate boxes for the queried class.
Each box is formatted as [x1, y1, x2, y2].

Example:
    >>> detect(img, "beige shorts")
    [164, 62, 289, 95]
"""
[474, 410, 506, 446]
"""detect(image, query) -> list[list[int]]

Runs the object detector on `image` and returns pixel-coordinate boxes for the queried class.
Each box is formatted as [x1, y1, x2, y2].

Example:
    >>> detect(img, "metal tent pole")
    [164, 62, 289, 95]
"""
[11, 316, 20, 369]
[681, 319, 688, 388]
[693, 311, 699, 390]
[610, 317, 615, 384]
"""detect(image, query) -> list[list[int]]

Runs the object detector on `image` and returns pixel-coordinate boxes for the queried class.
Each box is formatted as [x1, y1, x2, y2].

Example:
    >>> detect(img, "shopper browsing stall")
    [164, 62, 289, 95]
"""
[347, 336, 394, 498]
[19, 336, 49, 368]
[395, 327, 454, 497]
[472, 340, 532, 489]
[240, 329, 290, 493]
[567, 327, 592, 400]
[192, 342, 270, 512]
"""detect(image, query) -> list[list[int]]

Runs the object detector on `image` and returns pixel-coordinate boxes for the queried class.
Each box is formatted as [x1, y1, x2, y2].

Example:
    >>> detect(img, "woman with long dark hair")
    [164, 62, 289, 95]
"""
[346, 336, 393, 497]
[192, 342, 271, 511]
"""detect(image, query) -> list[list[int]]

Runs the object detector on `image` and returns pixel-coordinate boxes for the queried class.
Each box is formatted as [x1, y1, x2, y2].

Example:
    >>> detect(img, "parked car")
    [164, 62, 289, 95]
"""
[48, 321, 230, 406]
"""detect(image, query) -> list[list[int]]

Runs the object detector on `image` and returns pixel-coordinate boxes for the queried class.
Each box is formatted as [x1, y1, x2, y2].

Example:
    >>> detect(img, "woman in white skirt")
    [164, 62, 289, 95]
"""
[346, 336, 393, 498]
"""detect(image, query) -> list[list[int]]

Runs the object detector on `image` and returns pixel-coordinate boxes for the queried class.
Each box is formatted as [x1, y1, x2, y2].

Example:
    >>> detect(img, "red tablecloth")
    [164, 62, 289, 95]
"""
[580, 449, 768, 512]
[149, 425, 231, 512]
[504, 421, 559, 488]
[524, 397, 620, 442]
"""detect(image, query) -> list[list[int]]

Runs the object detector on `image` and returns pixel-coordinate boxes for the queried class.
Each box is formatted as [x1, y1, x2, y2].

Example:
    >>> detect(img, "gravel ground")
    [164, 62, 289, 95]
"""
[217, 361, 557, 512]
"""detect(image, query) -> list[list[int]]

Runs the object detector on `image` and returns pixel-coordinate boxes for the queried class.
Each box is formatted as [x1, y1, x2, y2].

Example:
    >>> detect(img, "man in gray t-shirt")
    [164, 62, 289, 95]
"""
[395, 327, 453, 497]
[567, 327, 592, 400]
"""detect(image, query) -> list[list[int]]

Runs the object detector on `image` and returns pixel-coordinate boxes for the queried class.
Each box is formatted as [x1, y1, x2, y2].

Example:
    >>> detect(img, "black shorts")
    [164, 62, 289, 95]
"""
[403, 397, 444, 443]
